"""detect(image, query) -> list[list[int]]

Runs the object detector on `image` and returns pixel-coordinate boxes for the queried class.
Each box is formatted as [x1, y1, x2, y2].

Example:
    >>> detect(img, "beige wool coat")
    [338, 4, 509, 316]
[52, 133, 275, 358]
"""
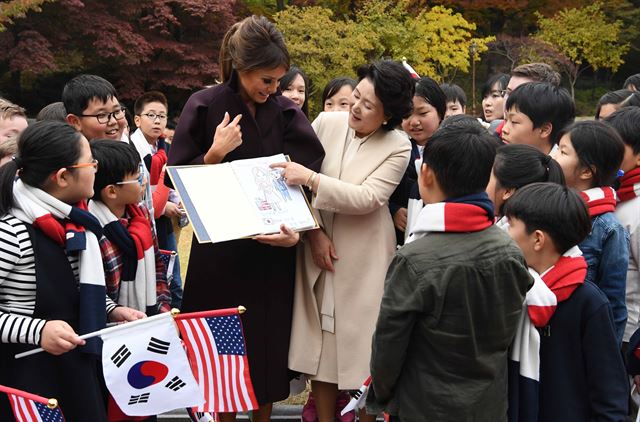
[288, 111, 411, 389]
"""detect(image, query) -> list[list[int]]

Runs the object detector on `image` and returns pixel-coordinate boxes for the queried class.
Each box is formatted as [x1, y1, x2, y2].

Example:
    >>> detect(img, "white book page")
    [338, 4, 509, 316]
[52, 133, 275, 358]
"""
[174, 164, 263, 243]
[230, 154, 317, 234]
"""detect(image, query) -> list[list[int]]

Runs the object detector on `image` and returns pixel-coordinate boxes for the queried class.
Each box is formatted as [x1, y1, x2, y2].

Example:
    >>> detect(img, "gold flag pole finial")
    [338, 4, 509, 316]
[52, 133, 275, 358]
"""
[171, 308, 181, 317]
[47, 398, 58, 409]
[238, 306, 246, 314]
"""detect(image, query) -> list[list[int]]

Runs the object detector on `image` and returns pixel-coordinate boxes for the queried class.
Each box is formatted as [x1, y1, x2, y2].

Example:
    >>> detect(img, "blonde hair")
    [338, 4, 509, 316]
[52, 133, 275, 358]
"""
[0, 136, 18, 159]
[0, 98, 26, 121]
[218, 15, 289, 82]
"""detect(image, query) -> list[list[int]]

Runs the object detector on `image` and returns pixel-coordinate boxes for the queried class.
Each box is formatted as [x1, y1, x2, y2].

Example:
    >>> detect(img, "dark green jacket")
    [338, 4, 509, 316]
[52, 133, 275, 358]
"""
[367, 226, 531, 422]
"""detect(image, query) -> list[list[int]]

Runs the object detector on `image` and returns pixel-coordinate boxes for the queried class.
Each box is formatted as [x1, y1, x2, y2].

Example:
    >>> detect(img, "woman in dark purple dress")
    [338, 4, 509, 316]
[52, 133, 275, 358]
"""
[167, 15, 324, 422]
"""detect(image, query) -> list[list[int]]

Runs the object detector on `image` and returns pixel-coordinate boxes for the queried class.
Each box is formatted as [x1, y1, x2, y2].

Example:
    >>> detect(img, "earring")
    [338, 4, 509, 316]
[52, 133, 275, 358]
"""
[383, 120, 388, 125]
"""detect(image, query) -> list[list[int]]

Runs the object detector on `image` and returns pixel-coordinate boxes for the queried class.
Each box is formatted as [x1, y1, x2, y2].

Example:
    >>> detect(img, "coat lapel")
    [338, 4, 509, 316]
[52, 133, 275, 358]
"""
[339, 129, 388, 184]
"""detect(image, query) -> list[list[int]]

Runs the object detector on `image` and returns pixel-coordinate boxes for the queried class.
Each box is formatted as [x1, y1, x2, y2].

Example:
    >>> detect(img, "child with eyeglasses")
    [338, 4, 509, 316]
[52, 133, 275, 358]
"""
[130, 91, 185, 310]
[63, 74, 128, 142]
[0, 122, 146, 421]
[88, 139, 171, 316]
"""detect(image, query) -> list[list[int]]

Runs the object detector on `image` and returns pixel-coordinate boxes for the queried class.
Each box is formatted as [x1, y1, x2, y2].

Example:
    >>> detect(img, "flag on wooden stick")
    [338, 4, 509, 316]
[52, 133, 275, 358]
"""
[0, 384, 65, 422]
[101, 312, 203, 416]
[175, 306, 258, 413]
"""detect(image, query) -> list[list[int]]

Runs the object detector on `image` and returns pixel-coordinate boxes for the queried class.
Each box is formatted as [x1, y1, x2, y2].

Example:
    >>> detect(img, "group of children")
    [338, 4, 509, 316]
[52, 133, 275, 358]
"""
[0, 75, 185, 421]
[2, 59, 640, 422]
[363, 66, 640, 421]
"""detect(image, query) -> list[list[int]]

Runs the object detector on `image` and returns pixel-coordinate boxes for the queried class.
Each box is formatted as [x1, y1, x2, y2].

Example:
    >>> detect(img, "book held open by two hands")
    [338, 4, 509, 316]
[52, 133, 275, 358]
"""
[167, 154, 318, 244]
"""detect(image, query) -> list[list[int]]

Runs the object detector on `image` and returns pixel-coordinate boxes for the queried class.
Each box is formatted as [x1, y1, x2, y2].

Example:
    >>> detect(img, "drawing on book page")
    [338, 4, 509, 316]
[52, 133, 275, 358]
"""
[252, 167, 292, 212]
[231, 154, 316, 233]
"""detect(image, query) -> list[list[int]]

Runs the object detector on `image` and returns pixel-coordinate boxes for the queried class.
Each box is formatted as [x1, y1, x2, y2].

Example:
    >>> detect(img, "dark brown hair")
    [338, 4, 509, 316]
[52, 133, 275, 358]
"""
[219, 16, 290, 82]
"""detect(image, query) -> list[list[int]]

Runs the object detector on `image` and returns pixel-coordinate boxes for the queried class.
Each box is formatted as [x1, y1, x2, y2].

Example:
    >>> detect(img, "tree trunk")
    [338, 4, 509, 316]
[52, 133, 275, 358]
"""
[276, 0, 285, 11]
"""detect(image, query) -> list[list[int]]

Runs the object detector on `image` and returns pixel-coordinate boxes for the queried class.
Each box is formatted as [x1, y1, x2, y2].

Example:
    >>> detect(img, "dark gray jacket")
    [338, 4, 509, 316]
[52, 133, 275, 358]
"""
[367, 226, 531, 422]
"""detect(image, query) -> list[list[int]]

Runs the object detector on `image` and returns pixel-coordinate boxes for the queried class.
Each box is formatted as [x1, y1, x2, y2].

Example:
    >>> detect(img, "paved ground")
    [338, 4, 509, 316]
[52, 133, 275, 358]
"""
[159, 404, 302, 421]
[159, 404, 386, 421]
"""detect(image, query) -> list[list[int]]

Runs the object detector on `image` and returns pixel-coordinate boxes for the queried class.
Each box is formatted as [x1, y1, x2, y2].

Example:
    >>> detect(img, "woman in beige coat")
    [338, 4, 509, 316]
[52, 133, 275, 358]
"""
[273, 60, 414, 422]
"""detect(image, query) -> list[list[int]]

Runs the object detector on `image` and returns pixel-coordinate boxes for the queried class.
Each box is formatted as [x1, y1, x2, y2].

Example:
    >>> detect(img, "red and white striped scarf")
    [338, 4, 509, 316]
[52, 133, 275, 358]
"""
[617, 167, 640, 202]
[540, 246, 587, 305]
[579, 187, 617, 217]
[11, 179, 106, 354]
[89, 200, 157, 312]
[406, 193, 494, 243]
[508, 247, 586, 421]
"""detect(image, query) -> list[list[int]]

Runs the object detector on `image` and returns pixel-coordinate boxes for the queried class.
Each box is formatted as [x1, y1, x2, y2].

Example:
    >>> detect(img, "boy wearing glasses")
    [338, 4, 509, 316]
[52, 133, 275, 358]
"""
[131, 91, 184, 309]
[63, 74, 127, 141]
[88, 139, 171, 317]
[63, 74, 158, 252]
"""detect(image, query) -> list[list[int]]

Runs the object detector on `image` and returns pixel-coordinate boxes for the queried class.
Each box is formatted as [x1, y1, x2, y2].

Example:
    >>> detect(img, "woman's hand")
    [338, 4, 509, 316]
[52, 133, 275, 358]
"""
[393, 207, 408, 232]
[307, 229, 338, 272]
[204, 112, 243, 164]
[270, 162, 314, 186]
[255, 224, 300, 247]
[108, 306, 147, 323]
[41, 320, 85, 355]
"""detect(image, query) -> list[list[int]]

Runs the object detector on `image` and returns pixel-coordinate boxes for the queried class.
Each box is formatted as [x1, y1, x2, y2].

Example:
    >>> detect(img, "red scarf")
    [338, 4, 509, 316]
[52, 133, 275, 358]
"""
[150, 148, 167, 186]
[579, 187, 617, 217]
[540, 252, 587, 304]
[32, 200, 98, 251]
[406, 193, 495, 243]
[617, 167, 640, 202]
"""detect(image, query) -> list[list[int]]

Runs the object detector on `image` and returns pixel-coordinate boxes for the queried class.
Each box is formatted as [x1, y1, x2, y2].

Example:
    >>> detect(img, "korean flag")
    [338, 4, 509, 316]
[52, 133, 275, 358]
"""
[102, 313, 203, 416]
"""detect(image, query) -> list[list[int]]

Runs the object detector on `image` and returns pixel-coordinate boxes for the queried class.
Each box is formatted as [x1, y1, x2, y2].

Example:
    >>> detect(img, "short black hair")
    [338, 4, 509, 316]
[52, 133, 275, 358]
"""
[493, 144, 565, 214]
[504, 183, 591, 254]
[90, 139, 141, 202]
[623, 73, 640, 91]
[440, 83, 467, 108]
[423, 117, 498, 198]
[605, 107, 640, 154]
[357, 60, 415, 131]
[279, 66, 311, 117]
[134, 91, 168, 116]
[559, 120, 625, 188]
[321, 77, 357, 105]
[36, 102, 66, 122]
[414, 77, 446, 122]
[481, 73, 510, 98]
[595, 89, 634, 119]
[505, 82, 575, 145]
[62, 74, 119, 116]
[494, 144, 565, 189]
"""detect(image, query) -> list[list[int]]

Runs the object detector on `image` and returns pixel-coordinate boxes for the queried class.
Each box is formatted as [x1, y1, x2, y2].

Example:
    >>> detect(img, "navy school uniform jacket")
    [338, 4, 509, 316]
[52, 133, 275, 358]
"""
[388, 139, 421, 245]
[538, 281, 628, 421]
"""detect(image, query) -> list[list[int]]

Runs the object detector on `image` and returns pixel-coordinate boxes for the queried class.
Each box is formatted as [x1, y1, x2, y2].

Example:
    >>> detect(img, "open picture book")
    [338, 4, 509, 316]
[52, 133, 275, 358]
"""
[167, 153, 318, 244]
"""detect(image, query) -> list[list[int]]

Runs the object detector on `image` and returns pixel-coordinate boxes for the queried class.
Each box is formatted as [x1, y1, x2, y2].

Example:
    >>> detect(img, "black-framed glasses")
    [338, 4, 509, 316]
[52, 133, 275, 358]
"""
[67, 158, 99, 172]
[80, 108, 126, 124]
[140, 113, 167, 121]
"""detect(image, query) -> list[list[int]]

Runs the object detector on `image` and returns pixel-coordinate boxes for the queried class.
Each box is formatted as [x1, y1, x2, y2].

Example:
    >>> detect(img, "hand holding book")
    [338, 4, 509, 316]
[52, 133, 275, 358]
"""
[254, 223, 300, 247]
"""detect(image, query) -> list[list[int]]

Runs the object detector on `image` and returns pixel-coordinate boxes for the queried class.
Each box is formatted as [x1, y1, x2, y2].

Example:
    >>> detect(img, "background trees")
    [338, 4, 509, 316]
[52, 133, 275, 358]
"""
[0, 0, 235, 115]
[534, 2, 629, 99]
[0, 0, 638, 118]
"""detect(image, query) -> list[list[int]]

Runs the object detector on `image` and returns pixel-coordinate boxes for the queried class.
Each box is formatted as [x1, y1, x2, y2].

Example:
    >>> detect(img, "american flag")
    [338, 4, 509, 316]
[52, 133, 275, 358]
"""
[158, 249, 176, 284]
[0, 385, 65, 422]
[175, 308, 258, 413]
